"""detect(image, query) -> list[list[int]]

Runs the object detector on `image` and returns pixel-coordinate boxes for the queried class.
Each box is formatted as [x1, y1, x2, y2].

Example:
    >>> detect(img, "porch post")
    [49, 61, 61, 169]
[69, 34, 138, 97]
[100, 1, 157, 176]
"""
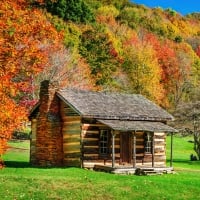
[170, 133, 173, 167]
[152, 133, 155, 168]
[133, 131, 136, 168]
[111, 130, 115, 168]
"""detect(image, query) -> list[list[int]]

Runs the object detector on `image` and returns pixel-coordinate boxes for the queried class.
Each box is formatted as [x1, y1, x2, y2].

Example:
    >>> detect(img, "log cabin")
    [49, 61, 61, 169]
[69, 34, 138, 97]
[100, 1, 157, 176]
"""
[29, 80, 177, 174]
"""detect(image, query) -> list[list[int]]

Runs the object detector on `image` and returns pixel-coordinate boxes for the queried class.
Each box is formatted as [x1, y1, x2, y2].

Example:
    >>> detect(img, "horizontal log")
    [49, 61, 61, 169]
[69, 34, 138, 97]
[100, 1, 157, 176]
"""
[154, 138, 165, 142]
[84, 133, 99, 138]
[136, 160, 143, 163]
[63, 116, 81, 121]
[63, 134, 80, 139]
[81, 130, 99, 135]
[83, 138, 98, 142]
[136, 138, 144, 142]
[82, 140, 99, 146]
[114, 149, 120, 154]
[155, 135, 165, 139]
[144, 154, 152, 158]
[136, 153, 144, 156]
[115, 153, 120, 157]
[81, 124, 107, 130]
[63, 124, 81, 130]
[83, 153, 99, 157]
[63, 142, 80, 147]
[143, 156, 166, 162]
[83, 145, 99, 149]
[82, 156, 99, 160]
[136, 136, 144, 140]
[82, 148, 99, 154]
[136, 132, 143, 136]
[136, 149, 144, 154]
[64, 152, 81, 158]
[154, 141, 165, 146]
[63, 120, 81, 124]
[63, 137, 80, 143]
[154, 132, 165, 136]
[63, 145, 80, 152]
[154, 146, 165, 151]
[136, 141, 144, 145]
[155, 152, 165, 156]
[114, 145, 120, 148]
[63, 149, 80, 154]
[154, 155, 166, 159]
[63, 141, 80, 147]
[136, 145, 144, 148]
[62, 130, 81, 134]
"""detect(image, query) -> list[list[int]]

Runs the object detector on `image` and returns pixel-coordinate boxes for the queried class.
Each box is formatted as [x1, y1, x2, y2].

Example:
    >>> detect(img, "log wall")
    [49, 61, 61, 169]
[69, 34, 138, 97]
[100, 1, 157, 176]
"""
[81, 123, 107, 168]
[135, 131, 166, 167]
[30, 119, 37, 164]
[81, 127, 167, 168]
[60, 102, 81, 167]
[82, 125, 122, 168]
[154, 132, 166, 167]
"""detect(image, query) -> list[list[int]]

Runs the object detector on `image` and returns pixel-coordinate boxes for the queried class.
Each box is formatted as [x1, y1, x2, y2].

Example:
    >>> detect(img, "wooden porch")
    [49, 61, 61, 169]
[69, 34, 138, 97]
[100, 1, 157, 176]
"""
[93, 164, 174, 175]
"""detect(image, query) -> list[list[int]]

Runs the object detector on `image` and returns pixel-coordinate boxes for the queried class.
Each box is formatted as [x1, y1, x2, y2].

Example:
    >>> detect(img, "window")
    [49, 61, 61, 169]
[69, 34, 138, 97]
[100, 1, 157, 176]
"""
[144, 132, 153, 154]
[99, 130, 110, 155]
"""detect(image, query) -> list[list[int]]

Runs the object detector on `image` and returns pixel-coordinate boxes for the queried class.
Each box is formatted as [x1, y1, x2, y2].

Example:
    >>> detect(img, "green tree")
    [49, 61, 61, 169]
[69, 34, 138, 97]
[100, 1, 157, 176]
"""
[45, 0, 94, 23]
[79, 25, 119, 88]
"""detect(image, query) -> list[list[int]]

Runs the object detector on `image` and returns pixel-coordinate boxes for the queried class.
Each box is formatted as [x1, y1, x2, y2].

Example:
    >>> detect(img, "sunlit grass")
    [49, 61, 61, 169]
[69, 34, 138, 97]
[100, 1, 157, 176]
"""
[0, 136, 200, 200]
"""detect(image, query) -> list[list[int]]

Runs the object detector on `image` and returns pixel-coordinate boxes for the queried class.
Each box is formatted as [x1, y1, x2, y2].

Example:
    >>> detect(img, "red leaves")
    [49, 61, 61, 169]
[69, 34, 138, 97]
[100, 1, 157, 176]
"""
[196, 45, 200, 57]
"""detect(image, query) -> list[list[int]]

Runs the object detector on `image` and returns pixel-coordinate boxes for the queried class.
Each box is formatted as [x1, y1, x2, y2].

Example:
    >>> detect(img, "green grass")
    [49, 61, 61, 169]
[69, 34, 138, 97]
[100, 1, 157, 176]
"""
[0, 136, 200, 200]
[166, 135, 200, 170]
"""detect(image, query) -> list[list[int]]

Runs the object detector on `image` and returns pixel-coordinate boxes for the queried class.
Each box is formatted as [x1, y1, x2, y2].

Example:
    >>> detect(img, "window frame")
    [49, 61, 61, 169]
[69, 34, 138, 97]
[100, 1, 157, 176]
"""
[99, 129, 110, 157]
[144, 132, 153, 154]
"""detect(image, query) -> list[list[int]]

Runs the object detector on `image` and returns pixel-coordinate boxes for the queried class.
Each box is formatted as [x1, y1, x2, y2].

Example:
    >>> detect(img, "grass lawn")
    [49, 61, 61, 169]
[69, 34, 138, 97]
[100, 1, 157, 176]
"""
[0, 136, 200, 200]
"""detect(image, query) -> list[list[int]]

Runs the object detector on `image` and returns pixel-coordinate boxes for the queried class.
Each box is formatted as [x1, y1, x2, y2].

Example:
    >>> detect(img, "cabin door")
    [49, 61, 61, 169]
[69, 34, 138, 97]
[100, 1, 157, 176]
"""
[120, 132, 132, 164]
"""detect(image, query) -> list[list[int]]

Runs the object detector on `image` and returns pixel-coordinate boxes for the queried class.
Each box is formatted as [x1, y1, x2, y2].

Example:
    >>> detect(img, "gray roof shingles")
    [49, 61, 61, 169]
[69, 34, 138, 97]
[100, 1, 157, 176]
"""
[98, 120, 177, 132]
[57, 89, 174, 121]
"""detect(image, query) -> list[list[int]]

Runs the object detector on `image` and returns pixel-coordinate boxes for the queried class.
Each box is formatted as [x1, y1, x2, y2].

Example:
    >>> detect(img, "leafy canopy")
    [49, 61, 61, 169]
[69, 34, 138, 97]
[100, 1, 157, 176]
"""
[44, 0, 94, 23]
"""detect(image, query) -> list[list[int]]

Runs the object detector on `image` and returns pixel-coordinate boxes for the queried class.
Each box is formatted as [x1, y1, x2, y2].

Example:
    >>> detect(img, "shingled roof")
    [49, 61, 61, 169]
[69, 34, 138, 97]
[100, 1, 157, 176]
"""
[98, 120, 177, 132]
[57, 89, 174, 122]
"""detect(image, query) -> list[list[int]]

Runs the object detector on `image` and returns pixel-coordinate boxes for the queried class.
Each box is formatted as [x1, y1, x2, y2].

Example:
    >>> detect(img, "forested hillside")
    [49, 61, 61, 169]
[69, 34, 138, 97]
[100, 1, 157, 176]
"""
[0, 0, 200, 165]
[37, 0, 200, 109]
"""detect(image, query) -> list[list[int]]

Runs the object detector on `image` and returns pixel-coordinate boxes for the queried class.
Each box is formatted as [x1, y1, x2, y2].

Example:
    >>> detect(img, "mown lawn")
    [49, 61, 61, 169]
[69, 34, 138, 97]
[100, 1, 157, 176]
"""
[0, 136, 200, 200]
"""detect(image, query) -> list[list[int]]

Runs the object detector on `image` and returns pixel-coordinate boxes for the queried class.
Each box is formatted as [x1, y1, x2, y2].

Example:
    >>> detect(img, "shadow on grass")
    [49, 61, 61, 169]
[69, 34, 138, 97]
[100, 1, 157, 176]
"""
[4, 161, 31, 168]
[5, 159, 200, 169]
[167, 159, 200, 166]
[4, 161, 77, 170]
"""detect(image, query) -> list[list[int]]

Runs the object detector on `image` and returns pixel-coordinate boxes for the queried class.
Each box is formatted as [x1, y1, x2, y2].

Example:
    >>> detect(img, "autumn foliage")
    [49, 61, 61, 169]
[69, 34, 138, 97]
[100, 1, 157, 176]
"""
[0, 0, 62, 167]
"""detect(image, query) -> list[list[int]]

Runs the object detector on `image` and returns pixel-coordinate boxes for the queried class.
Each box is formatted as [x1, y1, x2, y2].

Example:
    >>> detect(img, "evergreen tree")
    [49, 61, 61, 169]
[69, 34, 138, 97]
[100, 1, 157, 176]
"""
[45, 0, 94, 23]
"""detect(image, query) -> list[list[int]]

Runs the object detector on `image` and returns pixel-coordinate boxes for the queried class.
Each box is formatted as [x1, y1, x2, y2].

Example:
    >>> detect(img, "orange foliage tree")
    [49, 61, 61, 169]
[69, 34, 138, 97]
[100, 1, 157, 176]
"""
[0, 0, 62, 167]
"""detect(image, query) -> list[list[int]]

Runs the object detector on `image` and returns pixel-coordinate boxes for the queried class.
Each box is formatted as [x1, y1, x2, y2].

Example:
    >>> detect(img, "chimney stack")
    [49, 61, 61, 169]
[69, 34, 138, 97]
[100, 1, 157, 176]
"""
[34, 80, 63, 166]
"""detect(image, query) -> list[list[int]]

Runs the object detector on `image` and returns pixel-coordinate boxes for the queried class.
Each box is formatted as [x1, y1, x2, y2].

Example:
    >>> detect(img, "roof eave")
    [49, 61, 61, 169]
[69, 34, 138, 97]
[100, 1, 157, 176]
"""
[82, 114, 173, 122]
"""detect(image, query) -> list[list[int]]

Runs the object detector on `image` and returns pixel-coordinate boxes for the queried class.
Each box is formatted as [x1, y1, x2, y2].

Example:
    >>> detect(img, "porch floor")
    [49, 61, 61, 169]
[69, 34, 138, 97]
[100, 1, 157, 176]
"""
[93, 165, 174, 175]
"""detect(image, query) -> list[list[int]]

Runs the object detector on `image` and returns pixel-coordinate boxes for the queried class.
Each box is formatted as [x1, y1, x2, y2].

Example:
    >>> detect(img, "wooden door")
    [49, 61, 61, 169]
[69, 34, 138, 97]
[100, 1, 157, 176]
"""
[120, 132, 132, 164]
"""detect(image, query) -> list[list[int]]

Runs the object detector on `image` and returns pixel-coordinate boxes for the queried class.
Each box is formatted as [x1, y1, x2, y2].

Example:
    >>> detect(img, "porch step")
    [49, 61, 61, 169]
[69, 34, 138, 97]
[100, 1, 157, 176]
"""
[112, 168, 136, 175]
[93, 165, 136, 175]
[135, 168, 174, 176]
[93, 165, 174, 175]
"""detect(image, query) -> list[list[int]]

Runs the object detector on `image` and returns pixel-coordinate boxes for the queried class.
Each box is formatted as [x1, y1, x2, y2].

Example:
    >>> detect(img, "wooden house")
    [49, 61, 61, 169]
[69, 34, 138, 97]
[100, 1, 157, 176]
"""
[29, 80, 177, 173]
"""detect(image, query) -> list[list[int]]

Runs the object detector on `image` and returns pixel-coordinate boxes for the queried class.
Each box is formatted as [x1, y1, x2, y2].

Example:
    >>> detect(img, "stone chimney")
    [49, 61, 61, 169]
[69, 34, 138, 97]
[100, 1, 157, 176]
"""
[35, 80, 63, 166]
